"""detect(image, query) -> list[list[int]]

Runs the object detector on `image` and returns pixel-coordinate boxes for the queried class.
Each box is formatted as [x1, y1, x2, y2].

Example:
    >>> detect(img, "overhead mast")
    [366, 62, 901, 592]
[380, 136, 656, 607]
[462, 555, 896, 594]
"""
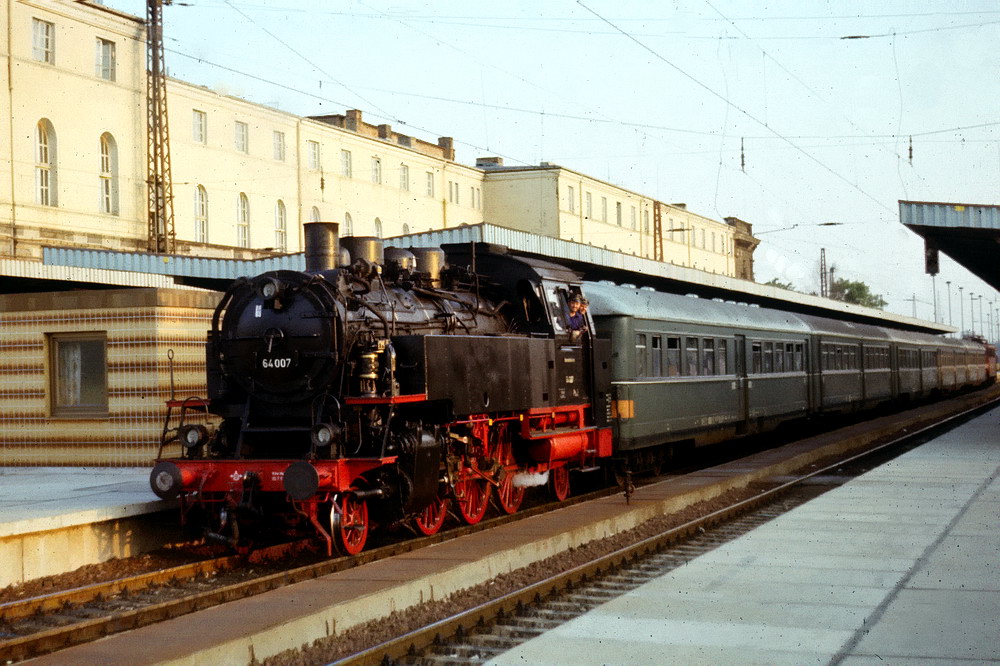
[146, 0, 175, 253]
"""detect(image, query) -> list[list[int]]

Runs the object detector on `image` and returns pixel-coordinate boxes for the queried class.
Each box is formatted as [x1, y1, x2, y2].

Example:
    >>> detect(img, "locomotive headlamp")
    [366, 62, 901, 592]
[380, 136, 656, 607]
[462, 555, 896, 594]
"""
[178, 424, 208, 450]
[311, 423, 339, 448]
[258, 277, 285, 301]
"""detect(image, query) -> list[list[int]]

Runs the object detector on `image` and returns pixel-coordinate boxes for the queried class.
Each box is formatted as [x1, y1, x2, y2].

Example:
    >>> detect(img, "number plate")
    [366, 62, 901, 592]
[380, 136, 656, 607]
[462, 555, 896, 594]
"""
[261, 357, 293, 369]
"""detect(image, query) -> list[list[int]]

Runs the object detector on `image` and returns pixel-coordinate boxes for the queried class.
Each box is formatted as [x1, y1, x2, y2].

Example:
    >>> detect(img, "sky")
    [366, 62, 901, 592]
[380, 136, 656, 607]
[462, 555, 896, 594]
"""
[106, 0, 1000, 332]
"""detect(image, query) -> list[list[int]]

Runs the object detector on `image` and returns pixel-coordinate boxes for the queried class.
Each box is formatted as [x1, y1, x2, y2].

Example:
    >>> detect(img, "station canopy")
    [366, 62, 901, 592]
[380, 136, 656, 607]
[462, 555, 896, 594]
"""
[900, 200, 1000, 292]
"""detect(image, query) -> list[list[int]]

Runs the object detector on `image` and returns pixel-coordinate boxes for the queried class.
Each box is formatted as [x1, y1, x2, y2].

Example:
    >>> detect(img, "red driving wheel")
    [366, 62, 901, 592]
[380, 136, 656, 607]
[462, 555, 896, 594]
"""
[414, 495, 449, 536]
[332, 491, 369, 555]
[454, 477, 490, 524]
[550, 466, 570, 502]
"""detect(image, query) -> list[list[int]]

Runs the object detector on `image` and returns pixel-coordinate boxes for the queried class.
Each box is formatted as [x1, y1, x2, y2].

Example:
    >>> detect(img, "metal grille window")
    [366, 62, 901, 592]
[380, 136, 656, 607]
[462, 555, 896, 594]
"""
[95, 38, 115, 80]
[99, 133, 117, 214]
[234, 121, 248, 153]
[425, 172, 434, 197]
[35, 120, 55, 206]
[274, 200, 287, 251]
[194, 185, 208, 243]
[341, 150, 353, 177]
[237, 193, 250, 248]
[49, 333, 107, 417]
[273, 131, 286, 161]
[32, 18, 54, 63]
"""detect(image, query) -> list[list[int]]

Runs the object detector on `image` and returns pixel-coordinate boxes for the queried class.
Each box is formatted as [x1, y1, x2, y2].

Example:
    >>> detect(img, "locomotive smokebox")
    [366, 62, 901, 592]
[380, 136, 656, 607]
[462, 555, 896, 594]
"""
[304, 222, 341, 272]
[341, 236, 384, 265]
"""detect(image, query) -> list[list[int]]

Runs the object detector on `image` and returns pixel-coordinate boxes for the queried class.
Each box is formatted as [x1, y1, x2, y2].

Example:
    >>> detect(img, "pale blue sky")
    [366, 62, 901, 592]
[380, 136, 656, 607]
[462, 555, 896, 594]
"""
[106, 0, 1000, 329]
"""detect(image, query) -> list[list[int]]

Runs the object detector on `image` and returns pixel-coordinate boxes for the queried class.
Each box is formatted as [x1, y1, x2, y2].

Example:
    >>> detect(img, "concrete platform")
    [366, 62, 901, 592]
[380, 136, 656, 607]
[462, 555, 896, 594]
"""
[490, 406, 1000, 665]
[0, 467, 174, 587]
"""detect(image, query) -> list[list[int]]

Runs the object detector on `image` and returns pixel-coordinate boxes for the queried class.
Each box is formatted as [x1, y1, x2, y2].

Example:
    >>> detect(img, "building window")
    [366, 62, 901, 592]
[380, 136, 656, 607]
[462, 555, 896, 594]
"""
[341, 149, 352, 177]
[448, 181, 460, 205]
[425, 172, 434, 197]
[274, 199, 288, 252]
[601, 197, 608, 222]
[32, 18, 54, 64]
[344, 212, 353, 236]
[374, 217, 383, 238]
[234, 121, 248, 153]
[402, 223, 410, 235]
[616, 201, 623, 226]
[274, 200, 287, 251]
[400, 164, 409, 190]
[307, 140, 320, 169]
[643, 210, 650, 233]
[585, 192, 592, 218]
[35, 119, 56, 206]
[49, 333, 107, 417]
[99, 133, 118, 215]
[192, 110, 207, 144]
[476, 187, 481, 209]
[237, 193, 250, 248]
[310, 206, 321, 223]
[95, 38, 115, 80]
[194, 185, 208, 243]
[470, 185, 476, 208]
[567, 186, 575, 213]
[273, 131, 286, 161]
[630, 206, 636, 230]
[371, 157, 382, 184]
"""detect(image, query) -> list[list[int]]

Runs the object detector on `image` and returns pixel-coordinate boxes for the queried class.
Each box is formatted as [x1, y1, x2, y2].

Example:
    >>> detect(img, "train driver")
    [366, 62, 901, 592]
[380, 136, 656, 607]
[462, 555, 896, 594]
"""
[567, 294, 588, 339]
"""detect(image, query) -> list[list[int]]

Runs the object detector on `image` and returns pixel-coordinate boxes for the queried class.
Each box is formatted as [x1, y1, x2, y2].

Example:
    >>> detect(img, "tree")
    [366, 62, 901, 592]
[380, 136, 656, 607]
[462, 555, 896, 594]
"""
[763, 277, 795, 290]
[829, 277, 888, 309]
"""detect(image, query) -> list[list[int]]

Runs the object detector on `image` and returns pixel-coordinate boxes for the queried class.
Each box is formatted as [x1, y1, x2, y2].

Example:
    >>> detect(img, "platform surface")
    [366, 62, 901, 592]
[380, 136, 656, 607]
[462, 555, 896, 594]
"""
[0, 467, 163, 538]
[491, 406, 1000, 665]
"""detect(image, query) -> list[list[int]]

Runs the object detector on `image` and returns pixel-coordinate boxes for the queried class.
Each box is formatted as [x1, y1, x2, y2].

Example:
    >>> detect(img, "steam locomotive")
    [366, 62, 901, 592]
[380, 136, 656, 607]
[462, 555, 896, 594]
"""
[151, 222, 995, 555]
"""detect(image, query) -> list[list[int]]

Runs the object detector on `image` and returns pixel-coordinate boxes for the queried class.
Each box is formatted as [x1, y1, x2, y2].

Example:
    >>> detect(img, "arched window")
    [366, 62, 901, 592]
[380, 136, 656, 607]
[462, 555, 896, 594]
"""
[310, 206, 321, 223]
[194, 185, 208, 243]
[274, 200, 287, 251]
[402, 223, 410, 236]
[344, 212, 353, 236]
[35, 119, 56, 206]
[374, 217, 383, 239]
[99, 133, 119, 214]
[237, 193, 250, 248]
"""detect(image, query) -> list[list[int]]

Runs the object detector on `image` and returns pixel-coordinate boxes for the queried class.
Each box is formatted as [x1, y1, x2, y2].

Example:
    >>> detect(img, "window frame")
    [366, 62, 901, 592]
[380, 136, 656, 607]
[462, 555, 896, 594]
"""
[192, 109, 207, 144]
[236, 193, 250, 248]
[307, 140, 321, 169]
[274, 200, 287, 251]
[49, 332, 108, 418]
[98, 133, 118, 215]
[341, 149, 353, 177]
[400, 163, 409, 191]
[371, 156, 382, 184]
[95, 37, 116, 80]
[234, 121, 249, 153]
[194, 185, 208, 243]
[273, 130, 286, 161]
[32, 18, 55, 64]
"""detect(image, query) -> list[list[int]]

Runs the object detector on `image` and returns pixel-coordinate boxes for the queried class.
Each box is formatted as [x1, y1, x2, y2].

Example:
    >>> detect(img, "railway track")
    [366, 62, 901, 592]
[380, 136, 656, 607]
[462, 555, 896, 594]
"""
[3, 391, 995, 664]
[334, 396, 999, 666]
[0, 487, 612, 663]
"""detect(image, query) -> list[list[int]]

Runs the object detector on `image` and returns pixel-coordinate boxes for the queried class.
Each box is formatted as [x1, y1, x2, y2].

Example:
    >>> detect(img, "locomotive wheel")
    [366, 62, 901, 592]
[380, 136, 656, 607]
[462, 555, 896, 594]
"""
[332, 492, 369, 555]
[454, 477, 490, 524]
[413, 495, 449, 536]
[550, 466, 570, 502]
[496, 471, 525, 514]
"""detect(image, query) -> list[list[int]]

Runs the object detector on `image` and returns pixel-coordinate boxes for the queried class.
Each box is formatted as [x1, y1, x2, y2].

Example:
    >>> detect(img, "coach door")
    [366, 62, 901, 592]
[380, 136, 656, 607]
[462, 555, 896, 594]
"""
[735, 334, 749, 426]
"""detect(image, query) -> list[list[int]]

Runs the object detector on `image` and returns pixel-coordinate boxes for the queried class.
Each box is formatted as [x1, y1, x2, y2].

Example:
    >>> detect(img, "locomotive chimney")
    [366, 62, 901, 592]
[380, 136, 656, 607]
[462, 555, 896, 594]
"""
[304, 222, 341, 272]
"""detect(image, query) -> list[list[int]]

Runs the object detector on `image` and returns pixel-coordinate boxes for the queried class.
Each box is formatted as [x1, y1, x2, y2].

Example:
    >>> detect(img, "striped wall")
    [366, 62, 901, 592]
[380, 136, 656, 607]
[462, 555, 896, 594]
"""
[0, 288, 220, 466]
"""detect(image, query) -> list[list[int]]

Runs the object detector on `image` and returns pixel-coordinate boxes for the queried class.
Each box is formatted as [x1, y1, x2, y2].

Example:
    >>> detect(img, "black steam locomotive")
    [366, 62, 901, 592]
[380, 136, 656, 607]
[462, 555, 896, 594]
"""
[151, 222, 995, 555]
[152, 223, 612, 554]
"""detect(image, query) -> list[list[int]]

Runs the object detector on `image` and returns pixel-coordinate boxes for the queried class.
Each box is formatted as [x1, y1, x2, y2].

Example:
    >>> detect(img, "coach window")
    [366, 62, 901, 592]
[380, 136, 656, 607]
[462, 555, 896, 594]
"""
[752, 341, 762, 374]
[665, 337, 681, 376]
[763, 342, 774, 373]
[685, 338, 699, 376]
[542, 282, 568, 335]
[702, 339, 715, 375]
[650, 336, 662, 377]
[717, 339, 728, 374]
[49, 332, 108, 417]
[635, 334, 648, 376]
[773, 342, 785, 373]
[794, 343, 804, 371]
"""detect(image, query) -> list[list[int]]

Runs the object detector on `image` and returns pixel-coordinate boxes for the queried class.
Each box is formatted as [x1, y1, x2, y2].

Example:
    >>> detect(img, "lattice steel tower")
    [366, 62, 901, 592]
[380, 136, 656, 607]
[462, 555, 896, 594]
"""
[146, 0, 175, 253]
